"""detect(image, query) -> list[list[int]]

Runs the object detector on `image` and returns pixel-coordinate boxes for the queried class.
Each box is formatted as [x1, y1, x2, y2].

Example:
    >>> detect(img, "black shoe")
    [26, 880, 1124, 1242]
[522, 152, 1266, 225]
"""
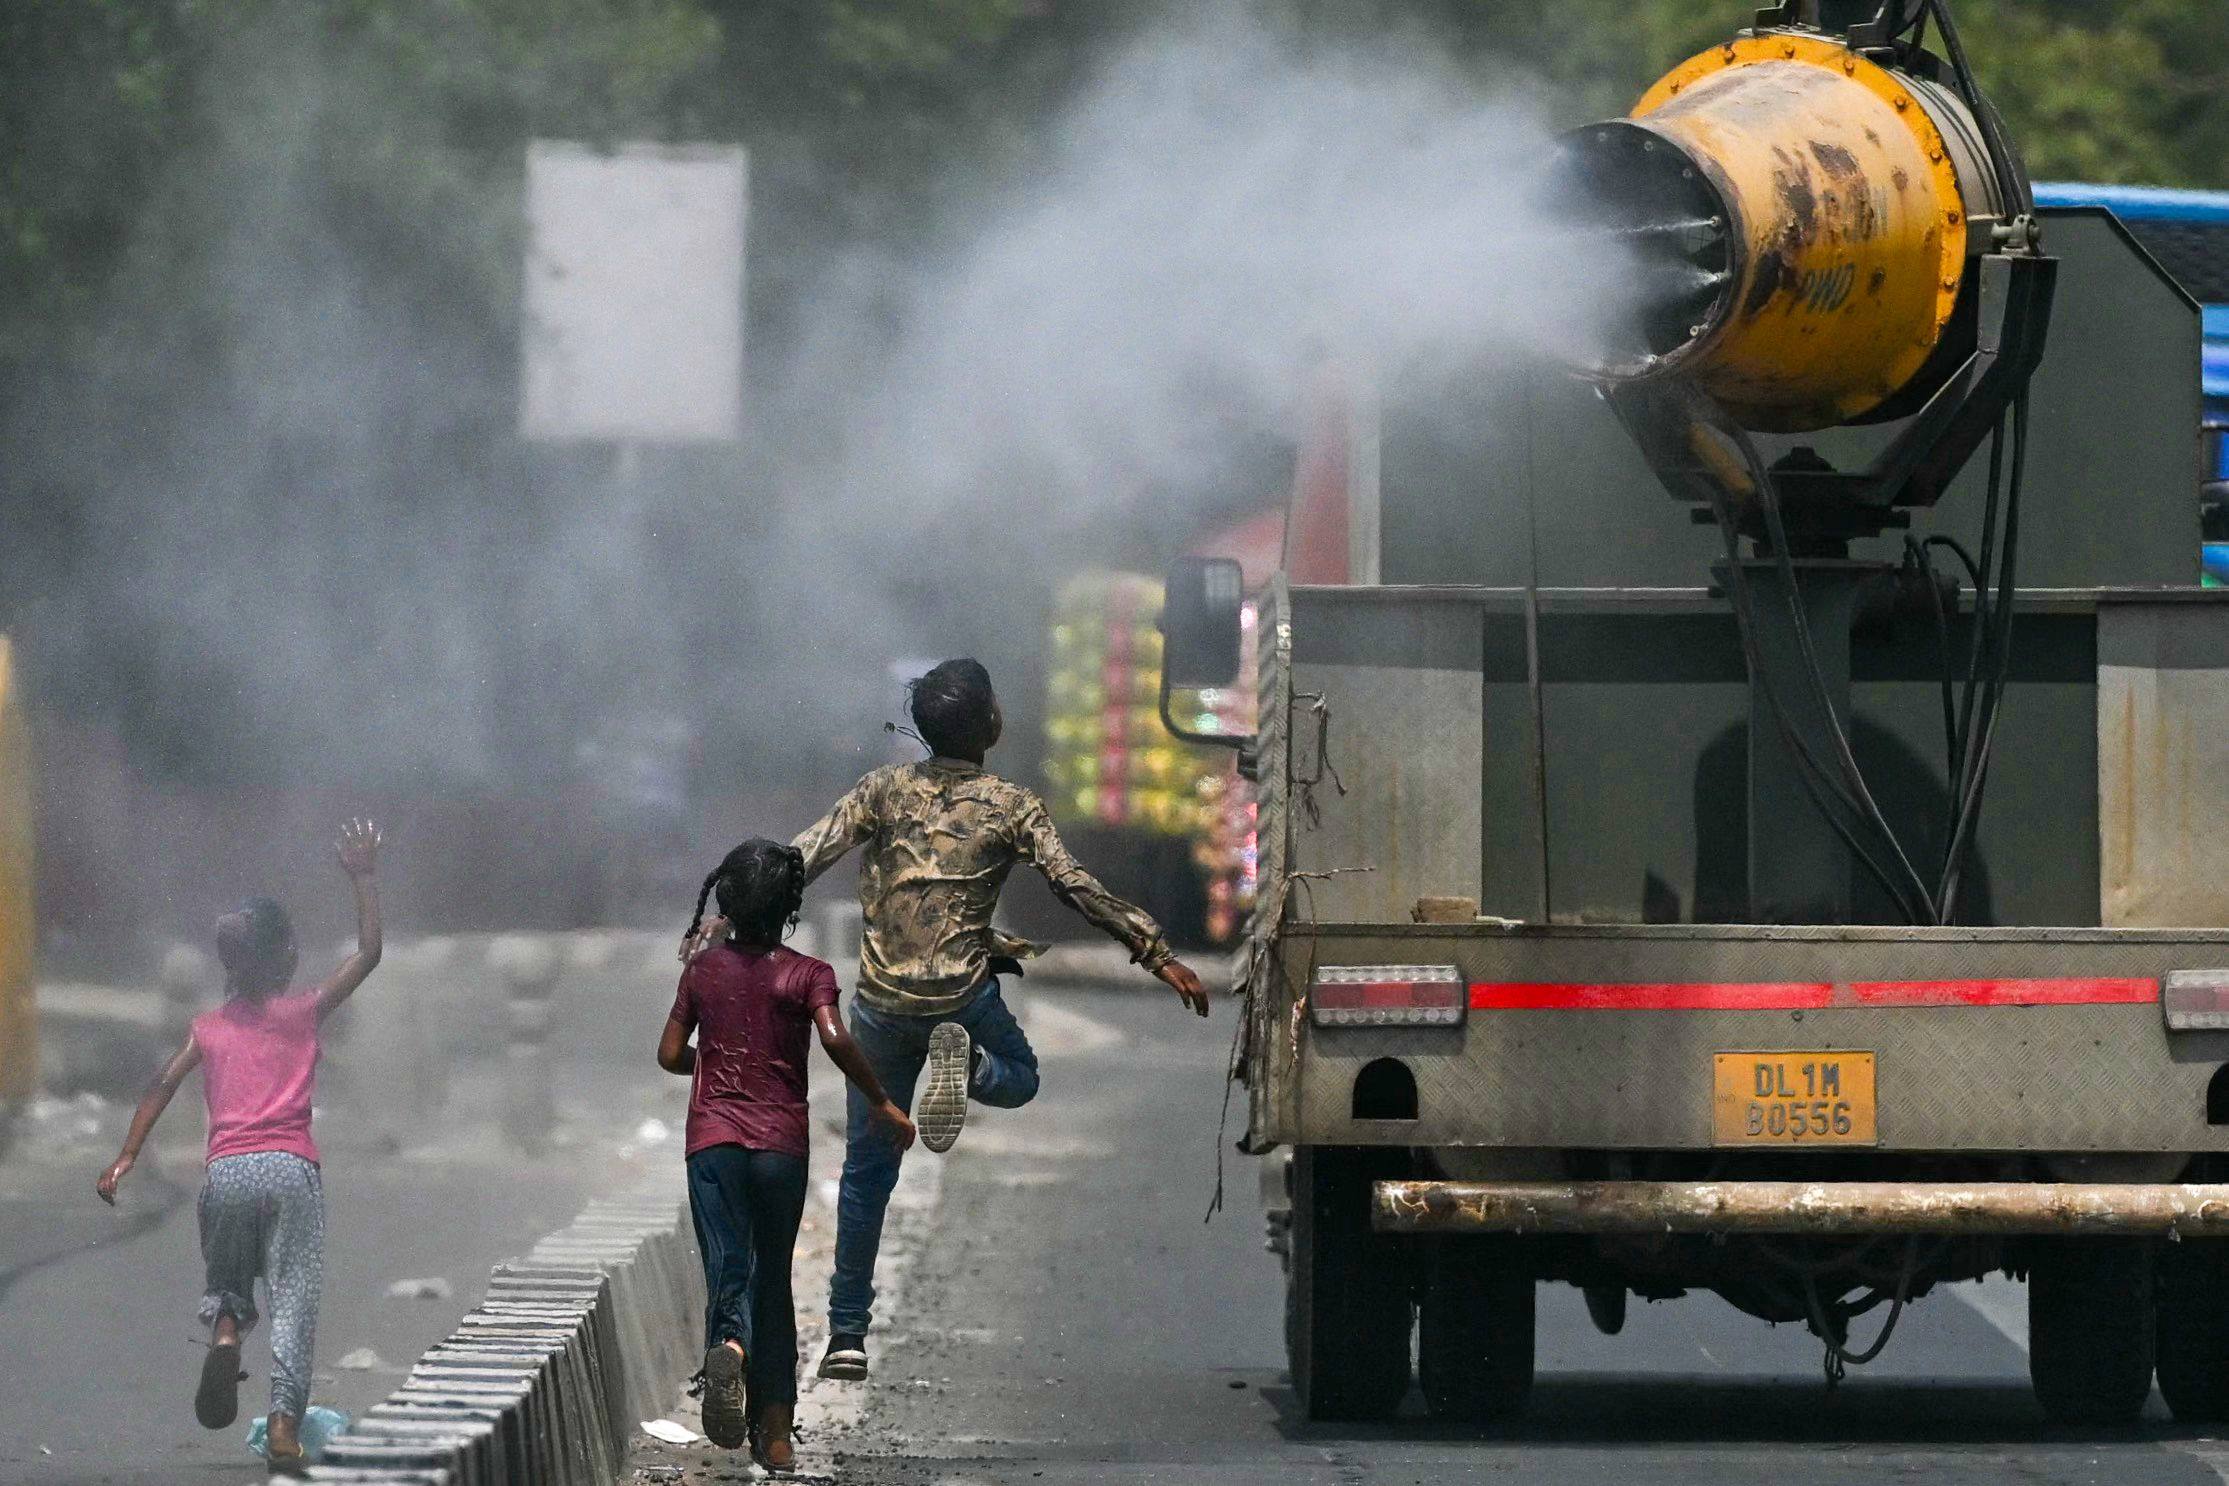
[918, 1022, 971, 1153]
[701, 1343, 749, 1448]
[194, 1339, 241, 1429]
[817, 1332, 868, 1381]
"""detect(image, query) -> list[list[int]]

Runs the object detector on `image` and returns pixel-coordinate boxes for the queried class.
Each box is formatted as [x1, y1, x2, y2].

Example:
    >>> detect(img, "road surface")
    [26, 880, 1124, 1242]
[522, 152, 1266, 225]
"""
[634, 981, 2229, 1486]
[0, 1056, 674, 1486]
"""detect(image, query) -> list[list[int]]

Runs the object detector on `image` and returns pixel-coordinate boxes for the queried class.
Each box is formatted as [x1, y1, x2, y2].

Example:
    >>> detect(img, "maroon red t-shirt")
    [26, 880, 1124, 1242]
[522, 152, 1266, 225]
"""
[669, 943, 840, 1158]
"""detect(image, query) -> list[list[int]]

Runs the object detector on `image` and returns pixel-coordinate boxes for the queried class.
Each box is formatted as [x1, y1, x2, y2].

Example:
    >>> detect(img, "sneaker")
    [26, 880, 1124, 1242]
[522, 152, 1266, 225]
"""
[701, 1342, 749, 1448]
[918, 1021, 971, 1154]
[750, 1402, 796, 1472]
[818, 1332, 868, 1381]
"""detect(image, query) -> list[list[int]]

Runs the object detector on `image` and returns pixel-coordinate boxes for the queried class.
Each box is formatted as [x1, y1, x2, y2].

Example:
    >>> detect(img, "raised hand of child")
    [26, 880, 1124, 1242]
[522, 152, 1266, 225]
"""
[336, 817, 382, 877]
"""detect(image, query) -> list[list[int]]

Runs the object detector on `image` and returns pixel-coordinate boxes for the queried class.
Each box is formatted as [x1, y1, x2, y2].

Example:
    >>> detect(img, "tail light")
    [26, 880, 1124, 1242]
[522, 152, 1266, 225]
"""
[2164, 970, 2229, 1031]
[1311, 965, 1465, 1028]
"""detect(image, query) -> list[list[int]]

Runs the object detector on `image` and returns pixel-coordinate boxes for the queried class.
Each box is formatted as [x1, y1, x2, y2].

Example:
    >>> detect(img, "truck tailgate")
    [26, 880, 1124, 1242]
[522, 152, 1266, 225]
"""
[1261, 921, 2229, 1152]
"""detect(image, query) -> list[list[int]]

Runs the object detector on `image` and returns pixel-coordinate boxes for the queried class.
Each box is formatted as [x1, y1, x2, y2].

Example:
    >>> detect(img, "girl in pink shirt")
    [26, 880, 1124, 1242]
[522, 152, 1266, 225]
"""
[98, 819, 383, 1468]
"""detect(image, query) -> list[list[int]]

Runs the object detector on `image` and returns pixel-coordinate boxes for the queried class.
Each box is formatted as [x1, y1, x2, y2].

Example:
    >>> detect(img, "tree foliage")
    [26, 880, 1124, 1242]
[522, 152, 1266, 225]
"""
[1, 0, 2222, 392]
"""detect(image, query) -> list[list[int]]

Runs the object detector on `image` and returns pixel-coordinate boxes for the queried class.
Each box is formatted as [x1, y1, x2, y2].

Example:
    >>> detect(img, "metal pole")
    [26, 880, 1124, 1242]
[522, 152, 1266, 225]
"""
[1376, 1178, 2229, 1236]
[1519, 382, 1554, 923]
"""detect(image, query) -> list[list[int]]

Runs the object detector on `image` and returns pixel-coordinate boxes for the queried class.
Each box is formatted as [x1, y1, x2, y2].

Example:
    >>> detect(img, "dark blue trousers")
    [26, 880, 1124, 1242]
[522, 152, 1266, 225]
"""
[686, 1144, 809, 1406]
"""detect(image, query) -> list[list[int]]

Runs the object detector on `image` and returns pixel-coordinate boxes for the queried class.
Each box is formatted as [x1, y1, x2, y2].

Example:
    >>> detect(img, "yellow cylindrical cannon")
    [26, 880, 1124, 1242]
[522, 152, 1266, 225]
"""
[1561, 31, 2005, 432]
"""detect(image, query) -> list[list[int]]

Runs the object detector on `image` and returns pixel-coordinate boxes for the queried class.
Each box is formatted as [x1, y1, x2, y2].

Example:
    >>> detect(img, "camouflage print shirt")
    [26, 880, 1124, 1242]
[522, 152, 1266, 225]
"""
[793, 757, 1176, 1016]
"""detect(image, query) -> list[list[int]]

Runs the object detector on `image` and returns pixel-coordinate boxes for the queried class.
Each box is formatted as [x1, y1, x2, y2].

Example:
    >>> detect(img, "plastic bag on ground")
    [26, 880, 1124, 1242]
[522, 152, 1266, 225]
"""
[243, 1406, 349, 1462]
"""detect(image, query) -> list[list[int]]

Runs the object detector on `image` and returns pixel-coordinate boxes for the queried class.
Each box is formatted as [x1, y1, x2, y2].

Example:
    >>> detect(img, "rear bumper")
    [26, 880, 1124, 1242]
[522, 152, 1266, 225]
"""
[1375, 1178, 2229, 1236]
[1258, 922, 2229, 1152]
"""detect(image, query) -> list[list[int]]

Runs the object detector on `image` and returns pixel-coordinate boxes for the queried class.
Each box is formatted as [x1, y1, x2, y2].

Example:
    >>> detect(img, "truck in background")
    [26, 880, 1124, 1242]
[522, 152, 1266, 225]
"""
[2030, 182, 2228, 584]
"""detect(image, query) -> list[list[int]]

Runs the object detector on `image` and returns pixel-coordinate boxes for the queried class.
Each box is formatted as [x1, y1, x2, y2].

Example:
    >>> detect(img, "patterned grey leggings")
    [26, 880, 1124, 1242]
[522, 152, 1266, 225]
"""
[197, 1152, 325, 1420]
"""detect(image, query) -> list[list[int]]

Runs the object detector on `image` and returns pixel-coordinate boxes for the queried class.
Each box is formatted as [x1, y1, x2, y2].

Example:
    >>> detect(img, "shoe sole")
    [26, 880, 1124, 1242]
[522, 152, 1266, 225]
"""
[701, 1345, 749, 1449]
[195, 1341, 241, 1429]
[919, 1022, 971, 1154]
[818, 1349, 868, 1381]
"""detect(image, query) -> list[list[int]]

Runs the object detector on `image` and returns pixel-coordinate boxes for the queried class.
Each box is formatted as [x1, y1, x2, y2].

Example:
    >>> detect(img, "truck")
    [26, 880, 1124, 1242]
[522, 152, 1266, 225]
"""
[2027, 182, 2229, 585]
[1156, 0, 2229, 1429]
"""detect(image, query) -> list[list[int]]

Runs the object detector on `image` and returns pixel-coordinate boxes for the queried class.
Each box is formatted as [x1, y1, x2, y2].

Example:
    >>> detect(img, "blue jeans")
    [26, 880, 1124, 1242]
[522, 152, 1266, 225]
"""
[828, 981, 1039, 1336]
[687, 1145, 809, 1405]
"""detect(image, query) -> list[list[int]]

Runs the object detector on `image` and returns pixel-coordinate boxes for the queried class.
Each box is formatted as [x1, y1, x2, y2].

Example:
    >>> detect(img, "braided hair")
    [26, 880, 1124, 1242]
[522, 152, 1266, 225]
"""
[685, 838, 807, 951]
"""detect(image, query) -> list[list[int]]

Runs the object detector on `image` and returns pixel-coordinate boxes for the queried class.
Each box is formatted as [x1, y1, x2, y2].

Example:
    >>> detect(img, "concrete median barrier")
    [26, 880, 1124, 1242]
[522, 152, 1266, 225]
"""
[308, 1178, 705, 1486]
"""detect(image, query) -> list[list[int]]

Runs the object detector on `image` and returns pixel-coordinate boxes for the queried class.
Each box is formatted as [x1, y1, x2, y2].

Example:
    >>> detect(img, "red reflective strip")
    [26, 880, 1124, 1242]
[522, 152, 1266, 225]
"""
[1850, 978, 2158, 1007]
[1468, 982, 1833, 1011]
[1467, 977, 2160, 1011]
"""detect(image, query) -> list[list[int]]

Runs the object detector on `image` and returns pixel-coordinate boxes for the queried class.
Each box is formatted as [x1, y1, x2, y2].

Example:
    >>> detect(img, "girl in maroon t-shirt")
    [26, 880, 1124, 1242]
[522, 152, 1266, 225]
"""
[659, 838, 912, 1469]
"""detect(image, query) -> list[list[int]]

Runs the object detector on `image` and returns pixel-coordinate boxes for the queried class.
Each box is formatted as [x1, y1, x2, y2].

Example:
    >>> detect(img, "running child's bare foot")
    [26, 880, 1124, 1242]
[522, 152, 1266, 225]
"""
[264, 1410, 305, 1472]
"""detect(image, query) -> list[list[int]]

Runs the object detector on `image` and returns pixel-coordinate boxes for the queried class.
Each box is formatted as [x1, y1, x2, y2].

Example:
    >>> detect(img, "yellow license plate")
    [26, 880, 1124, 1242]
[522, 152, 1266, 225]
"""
[1712, 1052, 1877, 1146]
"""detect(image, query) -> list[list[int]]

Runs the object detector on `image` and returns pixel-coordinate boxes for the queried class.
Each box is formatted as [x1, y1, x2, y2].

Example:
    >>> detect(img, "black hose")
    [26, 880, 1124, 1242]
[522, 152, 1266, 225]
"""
[1758, 490, 1935, 920]
[1924, 0, 2031, 217]
[1732, 426, 1938, 922]
[1950, 419, 2007, 784]
[1937, 392, 2028, 918]
[1922, 535, 1985, 596]
[1804, 1236, 1924, 1376]
[1703, 483, 1933, 923]
[1907, 537, 1959, 780]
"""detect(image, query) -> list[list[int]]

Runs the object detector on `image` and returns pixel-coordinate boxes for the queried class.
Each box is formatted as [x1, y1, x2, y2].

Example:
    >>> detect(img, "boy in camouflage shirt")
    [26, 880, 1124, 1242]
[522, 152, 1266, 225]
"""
[792, 658, 1207, 1378]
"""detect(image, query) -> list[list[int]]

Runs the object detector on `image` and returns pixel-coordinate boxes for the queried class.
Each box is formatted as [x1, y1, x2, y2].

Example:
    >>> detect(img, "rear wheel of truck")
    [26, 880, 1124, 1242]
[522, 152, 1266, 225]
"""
[2156, 1239, 2229, 1421]
[2027, 1238, 2156, 1426]
[1286, 1146, 1412, 1421]
[1418, 1238, 1536, 1422]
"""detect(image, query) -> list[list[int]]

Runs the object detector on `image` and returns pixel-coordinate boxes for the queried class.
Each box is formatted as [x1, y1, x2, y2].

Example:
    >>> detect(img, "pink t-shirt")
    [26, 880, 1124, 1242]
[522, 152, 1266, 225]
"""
[192, 991, 322, 1165]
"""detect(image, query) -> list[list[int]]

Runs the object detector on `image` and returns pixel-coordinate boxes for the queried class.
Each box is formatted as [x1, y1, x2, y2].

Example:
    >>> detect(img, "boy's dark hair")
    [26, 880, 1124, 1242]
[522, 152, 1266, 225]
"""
[215, 897, 293, 996]
[688, 838, 807, 949]
[909, 658, 997, 758]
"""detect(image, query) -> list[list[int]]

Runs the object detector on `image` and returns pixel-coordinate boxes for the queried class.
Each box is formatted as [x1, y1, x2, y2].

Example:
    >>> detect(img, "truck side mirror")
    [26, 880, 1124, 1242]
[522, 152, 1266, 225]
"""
[1162, 557, 1244, 686]
[1158, 558, 1255, 771]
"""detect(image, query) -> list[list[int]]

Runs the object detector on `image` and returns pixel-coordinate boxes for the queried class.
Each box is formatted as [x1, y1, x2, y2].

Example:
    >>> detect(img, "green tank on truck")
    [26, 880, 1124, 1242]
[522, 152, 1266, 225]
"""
[1157, 0, 2229, 1430]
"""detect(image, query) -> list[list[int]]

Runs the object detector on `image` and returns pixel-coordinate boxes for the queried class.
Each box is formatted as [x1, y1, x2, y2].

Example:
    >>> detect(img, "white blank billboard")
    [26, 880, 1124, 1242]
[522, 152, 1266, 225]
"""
[520, 141, 747, 443]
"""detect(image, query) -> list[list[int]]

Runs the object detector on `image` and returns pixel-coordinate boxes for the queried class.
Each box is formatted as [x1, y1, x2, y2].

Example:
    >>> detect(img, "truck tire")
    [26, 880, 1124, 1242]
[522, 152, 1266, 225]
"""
[2157, 1239, 2229, 1421]
[2027, 1239, 2156, 1426]
[1418, 1238, 1536, 1422]
[1286, 1146, 1412, 1421]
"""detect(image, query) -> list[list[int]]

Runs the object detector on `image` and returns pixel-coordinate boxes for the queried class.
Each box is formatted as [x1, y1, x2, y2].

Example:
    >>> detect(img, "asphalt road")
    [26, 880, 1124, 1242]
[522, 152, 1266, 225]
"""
[739, 983, 2229, 1486]
[0, 1056, 674, 1486]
